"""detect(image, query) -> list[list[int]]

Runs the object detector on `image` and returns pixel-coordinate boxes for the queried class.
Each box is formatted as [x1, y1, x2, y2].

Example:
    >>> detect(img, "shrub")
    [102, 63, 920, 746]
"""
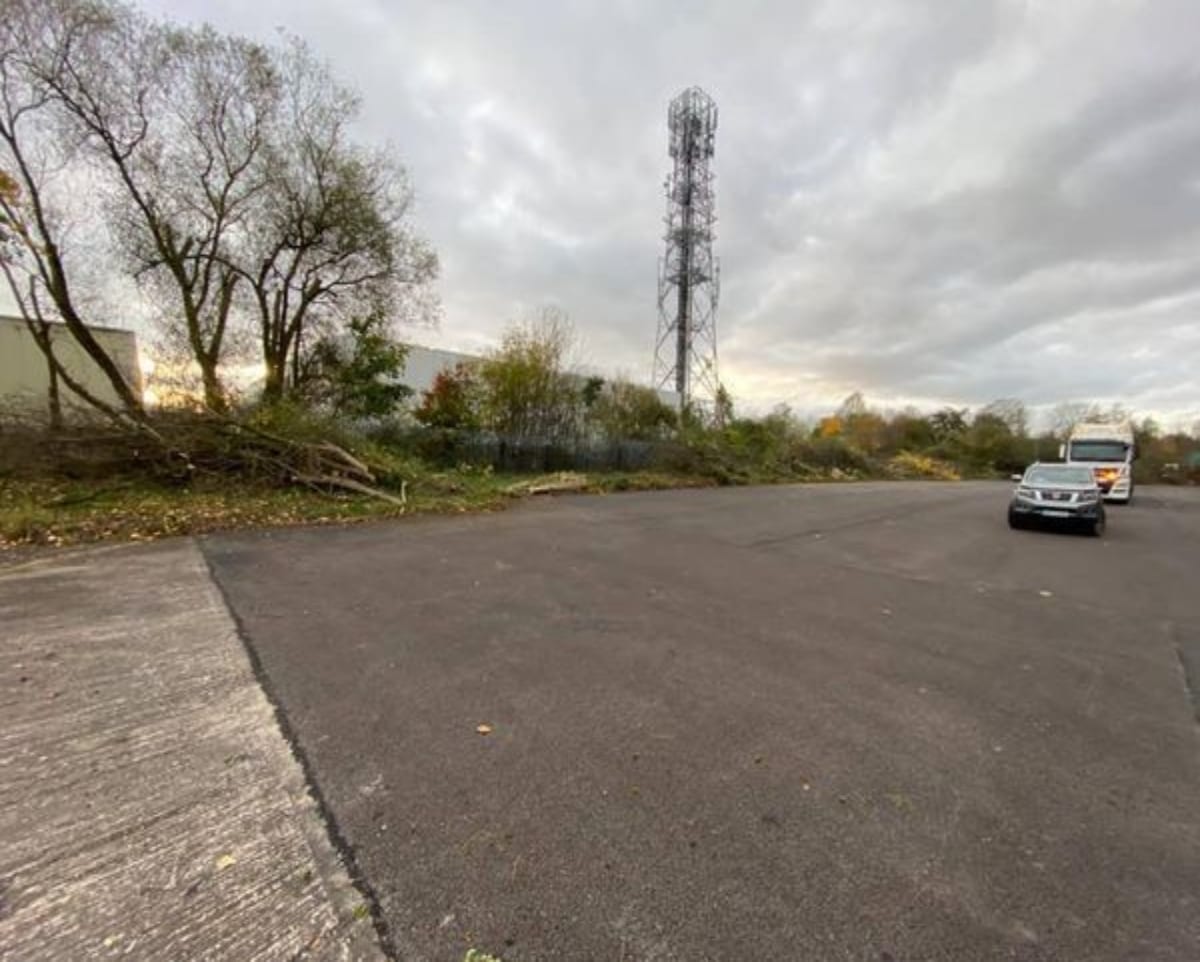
[414, 363, 484, 431]
[476, 310, 582, 441]
[888, 451, 961, 481]
[588, 381, 676, 441]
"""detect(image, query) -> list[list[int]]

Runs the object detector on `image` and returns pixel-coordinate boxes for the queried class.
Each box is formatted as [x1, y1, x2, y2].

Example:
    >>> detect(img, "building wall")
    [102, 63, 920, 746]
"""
[0, 316, 142, 419]
[399, 344, 478, 398]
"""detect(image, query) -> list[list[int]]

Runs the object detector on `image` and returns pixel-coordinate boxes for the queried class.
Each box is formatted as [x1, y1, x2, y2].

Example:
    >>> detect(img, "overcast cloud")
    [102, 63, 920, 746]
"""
[142, 0, 1200, 427]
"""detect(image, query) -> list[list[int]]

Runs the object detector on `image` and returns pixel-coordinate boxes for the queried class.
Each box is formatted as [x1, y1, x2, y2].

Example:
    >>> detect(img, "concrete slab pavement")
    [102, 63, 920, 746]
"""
[0, 541, 385, 961]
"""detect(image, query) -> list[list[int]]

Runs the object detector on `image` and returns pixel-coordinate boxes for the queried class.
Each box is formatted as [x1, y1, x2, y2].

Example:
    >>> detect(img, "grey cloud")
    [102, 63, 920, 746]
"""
[143, 0, 1199, 426]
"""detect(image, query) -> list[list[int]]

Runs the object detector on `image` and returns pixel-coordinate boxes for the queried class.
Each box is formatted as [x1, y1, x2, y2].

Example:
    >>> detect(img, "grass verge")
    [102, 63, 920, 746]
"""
[0, 469, 714, 550]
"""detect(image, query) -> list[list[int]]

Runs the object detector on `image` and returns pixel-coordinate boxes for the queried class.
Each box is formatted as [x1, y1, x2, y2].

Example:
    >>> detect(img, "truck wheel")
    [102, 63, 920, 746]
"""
[1008, 509, 1024, 530]
[1088, 516, 1106, 537]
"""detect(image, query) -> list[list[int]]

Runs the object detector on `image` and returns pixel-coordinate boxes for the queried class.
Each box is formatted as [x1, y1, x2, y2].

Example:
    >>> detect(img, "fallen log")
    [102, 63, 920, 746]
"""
[294, 473, 408, 508]
[506, 472, 589, 496]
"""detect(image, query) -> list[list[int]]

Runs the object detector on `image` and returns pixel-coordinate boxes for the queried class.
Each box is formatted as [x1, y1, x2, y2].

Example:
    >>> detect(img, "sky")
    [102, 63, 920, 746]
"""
[140, 0, 1200, 429]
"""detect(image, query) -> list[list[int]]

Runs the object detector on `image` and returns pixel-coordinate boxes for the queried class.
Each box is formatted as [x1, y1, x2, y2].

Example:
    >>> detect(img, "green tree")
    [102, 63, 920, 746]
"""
[581, 376, 606, 408]
[304, 311, 411, 419]
[477, 309, 581, 440]
[929, 408, 968, 442]
[761, 404, 802, 439]
[589, 381, 676, 441]
[966, 411, 1019, 471]
[885, 409, 936, 452]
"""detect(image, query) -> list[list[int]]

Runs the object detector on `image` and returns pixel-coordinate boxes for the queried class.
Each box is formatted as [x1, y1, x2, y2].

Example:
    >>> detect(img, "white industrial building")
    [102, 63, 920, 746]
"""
[399, 344, 478, 397]
[0, 315, 142, 421]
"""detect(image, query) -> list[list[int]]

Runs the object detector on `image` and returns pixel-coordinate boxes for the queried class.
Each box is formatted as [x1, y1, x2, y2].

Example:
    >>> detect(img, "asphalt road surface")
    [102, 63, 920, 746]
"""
[204, 482, 1200, 962]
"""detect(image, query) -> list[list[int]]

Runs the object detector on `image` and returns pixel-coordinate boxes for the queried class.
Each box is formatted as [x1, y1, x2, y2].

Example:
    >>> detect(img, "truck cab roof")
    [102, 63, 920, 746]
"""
[1068, 421, 1134, 442]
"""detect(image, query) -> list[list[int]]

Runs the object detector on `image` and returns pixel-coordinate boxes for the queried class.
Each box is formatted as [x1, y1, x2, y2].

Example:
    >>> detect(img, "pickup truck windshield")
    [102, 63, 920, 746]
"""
[1027, 466, 1095, 485]
[1069, 440, 1128, 462]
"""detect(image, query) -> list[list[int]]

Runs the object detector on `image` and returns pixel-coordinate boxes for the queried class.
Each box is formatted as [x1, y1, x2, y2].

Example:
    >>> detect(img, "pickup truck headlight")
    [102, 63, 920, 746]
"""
[1016, 487, 1036, 500]
[1077, 491, 1100, 503]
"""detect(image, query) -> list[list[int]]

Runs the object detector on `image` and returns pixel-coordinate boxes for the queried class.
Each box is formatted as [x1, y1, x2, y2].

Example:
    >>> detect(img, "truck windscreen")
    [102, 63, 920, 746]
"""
[1070, 440, 1128, 462]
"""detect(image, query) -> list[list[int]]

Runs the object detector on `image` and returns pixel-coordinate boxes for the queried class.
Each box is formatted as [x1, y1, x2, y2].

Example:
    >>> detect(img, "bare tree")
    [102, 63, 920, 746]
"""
[1048, 402, 1100, 438]
[837, 391, 868, 420]
[30, 7, 278, 410]
[0, 0, 144, 419]
[1089, 403, 1130, 425]
[237, 38, 437, 403]
[3, 4, 435, 421]
[980, 398, 1028, 438]
[117, 25, 276, 410]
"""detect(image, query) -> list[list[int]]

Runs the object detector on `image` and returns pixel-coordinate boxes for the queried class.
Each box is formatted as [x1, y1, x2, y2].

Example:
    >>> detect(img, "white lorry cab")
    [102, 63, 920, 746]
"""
[1061, 422, 1136, 503]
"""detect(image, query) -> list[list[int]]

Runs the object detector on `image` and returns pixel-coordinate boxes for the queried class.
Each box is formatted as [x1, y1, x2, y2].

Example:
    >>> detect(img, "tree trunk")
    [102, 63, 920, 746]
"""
[46, 350, 63, 431]
[41, 245, 145, 418]
[291, 328, 302, 392]
[261, 354, 286, 404]
[199, 357, 226, 412]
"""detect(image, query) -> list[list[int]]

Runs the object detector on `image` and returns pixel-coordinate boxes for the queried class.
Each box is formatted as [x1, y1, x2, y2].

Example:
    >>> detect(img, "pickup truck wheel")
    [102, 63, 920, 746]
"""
[1008, 508, 1024, 530]
[1088, 516, 1106, 537]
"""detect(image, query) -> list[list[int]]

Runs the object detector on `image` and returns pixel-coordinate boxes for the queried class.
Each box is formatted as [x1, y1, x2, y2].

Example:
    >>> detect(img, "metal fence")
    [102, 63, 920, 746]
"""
[388, 428, 673, 474]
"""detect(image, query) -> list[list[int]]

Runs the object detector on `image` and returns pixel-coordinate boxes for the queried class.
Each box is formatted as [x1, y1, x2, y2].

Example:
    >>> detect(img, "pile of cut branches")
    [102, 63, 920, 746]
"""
[0, 409, 409, 508]
[190, 415, 408, 507]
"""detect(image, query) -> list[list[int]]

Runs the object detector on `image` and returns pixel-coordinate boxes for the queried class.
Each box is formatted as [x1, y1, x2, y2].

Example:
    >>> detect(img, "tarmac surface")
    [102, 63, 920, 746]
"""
[203, 482, 1200, 962]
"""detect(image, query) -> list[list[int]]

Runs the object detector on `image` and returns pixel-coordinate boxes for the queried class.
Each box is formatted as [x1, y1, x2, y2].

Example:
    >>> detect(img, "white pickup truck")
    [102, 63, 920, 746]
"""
[1061, 422, 1136, 503]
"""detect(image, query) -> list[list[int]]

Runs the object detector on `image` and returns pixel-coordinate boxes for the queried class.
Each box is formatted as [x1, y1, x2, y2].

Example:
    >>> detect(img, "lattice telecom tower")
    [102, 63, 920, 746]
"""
[654, 86, 720, 411]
